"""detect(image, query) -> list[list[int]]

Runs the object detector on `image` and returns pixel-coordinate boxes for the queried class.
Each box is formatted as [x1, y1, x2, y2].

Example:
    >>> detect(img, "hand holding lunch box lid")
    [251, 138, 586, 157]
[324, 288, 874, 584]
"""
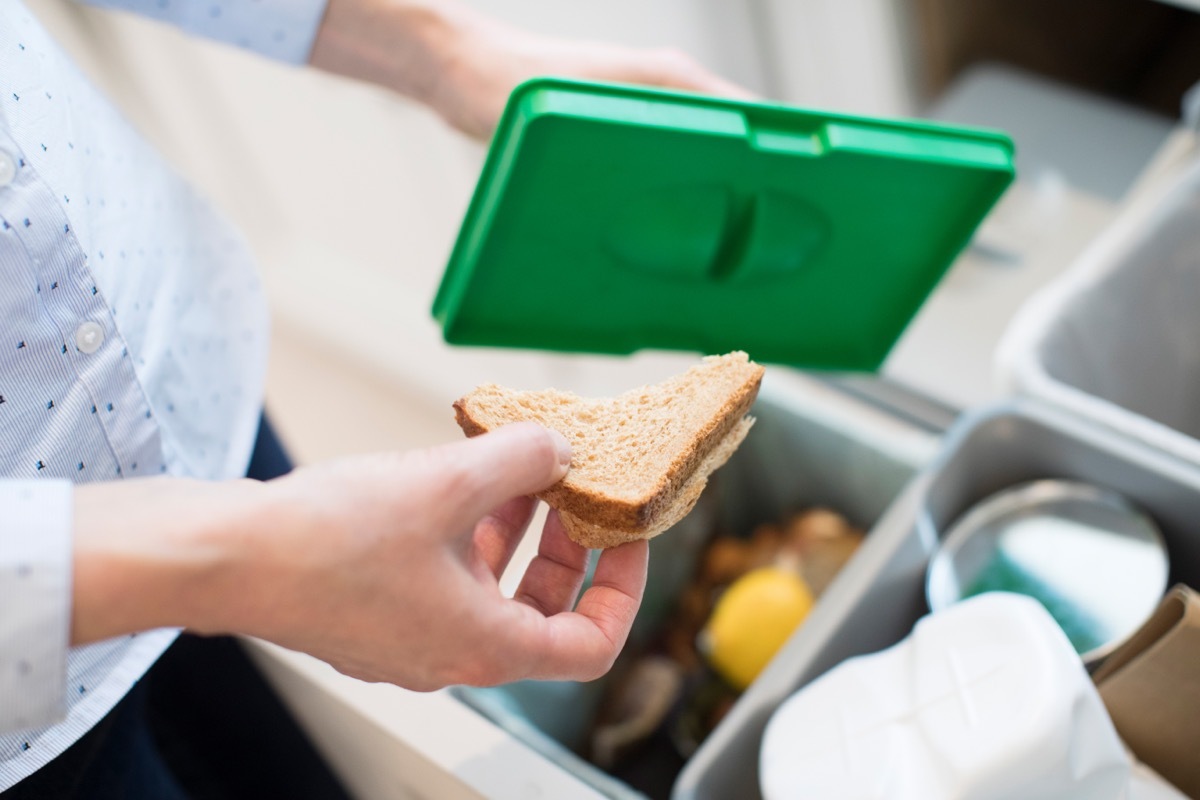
[433, 79, 1013, 369]
[760, 593, 1135, 800]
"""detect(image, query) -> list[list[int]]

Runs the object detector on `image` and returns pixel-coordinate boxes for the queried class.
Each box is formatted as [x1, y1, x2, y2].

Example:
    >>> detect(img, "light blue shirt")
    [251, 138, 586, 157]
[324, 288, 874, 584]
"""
[0, 1, 328, 788]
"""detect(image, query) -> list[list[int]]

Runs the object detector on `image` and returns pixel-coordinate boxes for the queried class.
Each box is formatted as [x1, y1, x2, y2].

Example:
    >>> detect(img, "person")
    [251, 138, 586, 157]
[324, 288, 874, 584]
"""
[0, 0, 745, 796]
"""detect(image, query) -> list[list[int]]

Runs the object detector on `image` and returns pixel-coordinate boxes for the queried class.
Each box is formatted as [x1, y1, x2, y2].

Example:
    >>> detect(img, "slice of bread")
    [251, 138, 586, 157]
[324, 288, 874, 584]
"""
[453, 352, 764, 548]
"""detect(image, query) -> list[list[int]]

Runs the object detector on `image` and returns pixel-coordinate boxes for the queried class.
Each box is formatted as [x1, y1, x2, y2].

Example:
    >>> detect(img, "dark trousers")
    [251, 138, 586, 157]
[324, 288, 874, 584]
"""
[2, 416, 353, 800]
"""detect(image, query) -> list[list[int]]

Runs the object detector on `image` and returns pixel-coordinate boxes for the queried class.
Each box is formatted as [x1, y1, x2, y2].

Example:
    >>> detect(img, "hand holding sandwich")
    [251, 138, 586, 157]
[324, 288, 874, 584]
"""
[72, 423, 648, 689]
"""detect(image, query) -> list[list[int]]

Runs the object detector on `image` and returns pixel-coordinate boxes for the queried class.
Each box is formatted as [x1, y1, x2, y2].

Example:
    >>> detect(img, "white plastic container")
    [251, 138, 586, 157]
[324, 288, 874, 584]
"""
[759, 593, 1131, 800]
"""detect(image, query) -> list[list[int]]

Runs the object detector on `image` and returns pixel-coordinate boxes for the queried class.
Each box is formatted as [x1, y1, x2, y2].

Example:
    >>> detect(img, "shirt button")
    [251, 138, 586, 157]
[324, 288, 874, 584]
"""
[0, 150, 16, 188]
[75, 322, 105, 354]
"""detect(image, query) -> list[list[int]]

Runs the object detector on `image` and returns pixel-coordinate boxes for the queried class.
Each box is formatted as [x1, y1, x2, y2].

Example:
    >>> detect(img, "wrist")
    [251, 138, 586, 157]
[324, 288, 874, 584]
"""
[71, 477, 270, 644]
[310, 0, 465, 107]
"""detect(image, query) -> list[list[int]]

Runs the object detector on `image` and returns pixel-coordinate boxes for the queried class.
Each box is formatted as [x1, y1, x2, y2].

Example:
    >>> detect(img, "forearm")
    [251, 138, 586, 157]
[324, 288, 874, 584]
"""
[71, 477, 271, 645]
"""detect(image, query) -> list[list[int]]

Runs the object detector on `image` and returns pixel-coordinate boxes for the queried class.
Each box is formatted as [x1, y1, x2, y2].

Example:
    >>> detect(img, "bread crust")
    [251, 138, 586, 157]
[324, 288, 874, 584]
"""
[556, 416, 754, 548]
[452, 353, 763, 546]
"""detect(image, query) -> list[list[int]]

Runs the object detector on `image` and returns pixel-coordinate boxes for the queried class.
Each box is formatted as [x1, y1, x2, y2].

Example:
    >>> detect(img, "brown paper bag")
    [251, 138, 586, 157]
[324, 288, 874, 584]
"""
[1093, 584, 1200, 799]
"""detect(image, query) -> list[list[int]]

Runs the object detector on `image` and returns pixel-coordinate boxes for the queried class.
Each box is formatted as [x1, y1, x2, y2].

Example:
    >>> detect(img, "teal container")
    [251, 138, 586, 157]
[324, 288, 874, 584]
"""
[433, 78, 1014, 370]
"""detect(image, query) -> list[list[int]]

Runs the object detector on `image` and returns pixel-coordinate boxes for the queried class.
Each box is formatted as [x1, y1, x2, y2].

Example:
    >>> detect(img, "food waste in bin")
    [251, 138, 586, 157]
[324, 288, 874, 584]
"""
[589, 507, 864, 770]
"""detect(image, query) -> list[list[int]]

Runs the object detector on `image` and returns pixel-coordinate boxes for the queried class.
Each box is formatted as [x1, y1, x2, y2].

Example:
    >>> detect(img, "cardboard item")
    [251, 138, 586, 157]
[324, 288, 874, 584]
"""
[1093, 585, 1200, 799]
[1131, 757, 1190, 800]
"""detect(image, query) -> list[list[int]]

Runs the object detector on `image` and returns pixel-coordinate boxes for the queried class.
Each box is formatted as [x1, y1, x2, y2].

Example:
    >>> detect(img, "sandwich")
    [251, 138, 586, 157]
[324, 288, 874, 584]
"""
[453, 352, 764, 548]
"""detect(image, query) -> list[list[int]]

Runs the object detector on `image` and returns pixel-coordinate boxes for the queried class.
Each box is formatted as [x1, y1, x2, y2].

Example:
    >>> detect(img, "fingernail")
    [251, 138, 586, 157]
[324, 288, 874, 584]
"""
[548, 428, 572, 468]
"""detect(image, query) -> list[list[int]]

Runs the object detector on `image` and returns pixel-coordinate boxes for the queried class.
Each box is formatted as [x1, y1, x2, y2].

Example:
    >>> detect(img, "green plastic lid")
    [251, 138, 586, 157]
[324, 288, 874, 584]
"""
[433, 78, 1014, 370]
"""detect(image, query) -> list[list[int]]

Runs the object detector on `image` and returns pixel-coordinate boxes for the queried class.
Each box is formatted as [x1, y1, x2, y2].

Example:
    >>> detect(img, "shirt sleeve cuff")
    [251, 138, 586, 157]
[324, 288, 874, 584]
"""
[80, 0, 331, 65]
[0, 481, 72, 734]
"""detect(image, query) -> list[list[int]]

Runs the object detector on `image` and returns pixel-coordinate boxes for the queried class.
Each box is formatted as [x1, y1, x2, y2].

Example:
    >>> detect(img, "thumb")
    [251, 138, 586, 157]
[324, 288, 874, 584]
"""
[437, 422, 572, 528]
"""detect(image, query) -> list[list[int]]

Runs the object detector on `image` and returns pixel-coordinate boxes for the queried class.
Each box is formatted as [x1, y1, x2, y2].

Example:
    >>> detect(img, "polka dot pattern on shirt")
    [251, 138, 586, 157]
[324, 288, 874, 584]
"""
[81, 0, 327, 65]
